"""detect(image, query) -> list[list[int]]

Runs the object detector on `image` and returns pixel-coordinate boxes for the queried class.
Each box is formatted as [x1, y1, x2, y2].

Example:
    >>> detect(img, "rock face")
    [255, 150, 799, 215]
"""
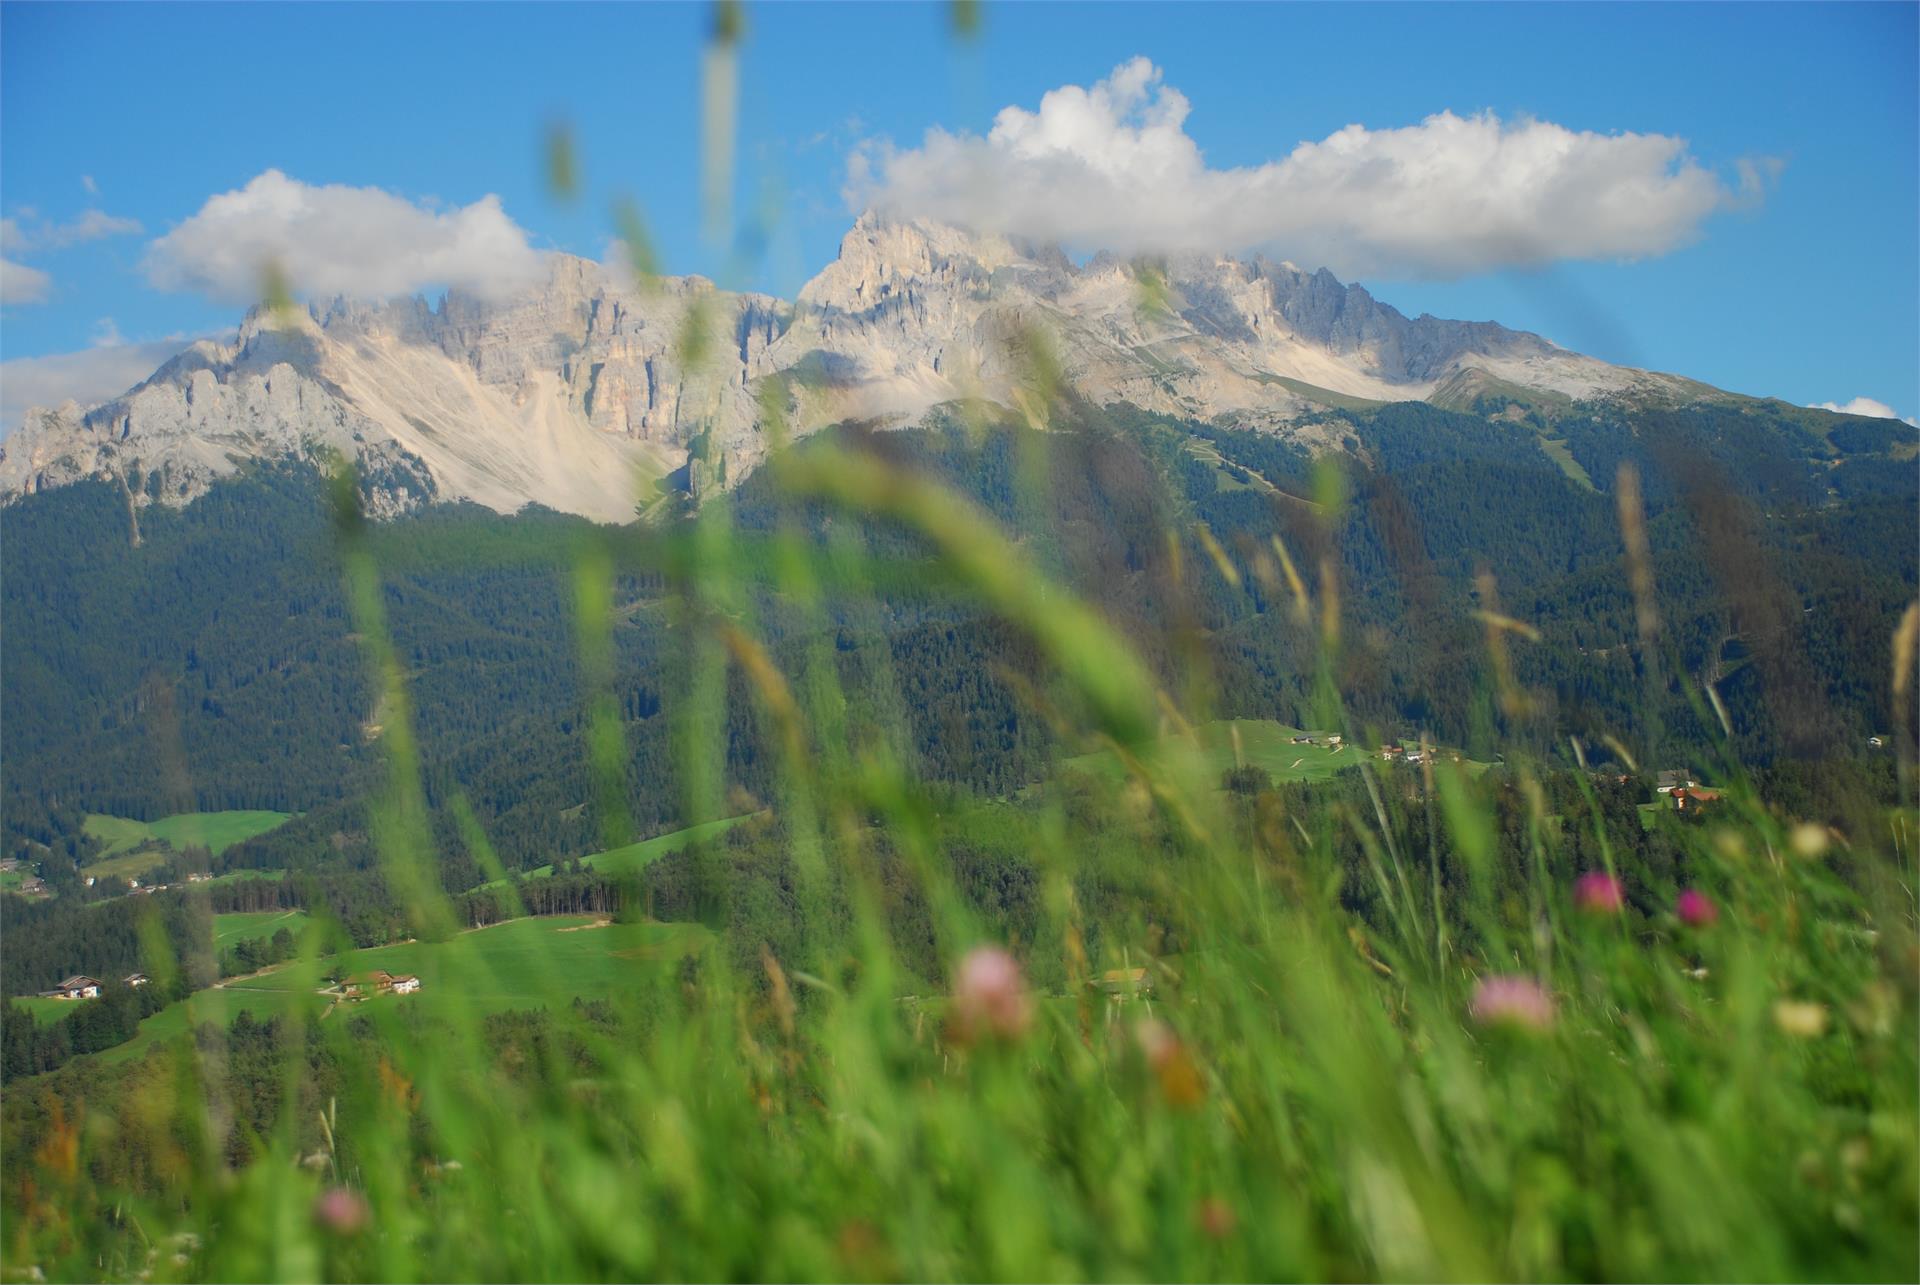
[1, 212, 1716, 522]
[768, 212, 1708, 437]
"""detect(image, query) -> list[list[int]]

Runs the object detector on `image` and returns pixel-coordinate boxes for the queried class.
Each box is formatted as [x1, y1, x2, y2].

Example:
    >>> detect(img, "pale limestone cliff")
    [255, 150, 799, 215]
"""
[1, 212, 1718, 522]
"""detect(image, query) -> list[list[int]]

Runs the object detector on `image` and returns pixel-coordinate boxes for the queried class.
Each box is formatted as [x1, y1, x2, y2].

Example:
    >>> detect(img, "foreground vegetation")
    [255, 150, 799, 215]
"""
[3, 408, 1915, 1282]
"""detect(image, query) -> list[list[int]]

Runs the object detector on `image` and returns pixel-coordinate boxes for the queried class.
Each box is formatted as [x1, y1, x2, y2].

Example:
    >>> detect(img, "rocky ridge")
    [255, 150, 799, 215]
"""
[0, 212, 1719, 522]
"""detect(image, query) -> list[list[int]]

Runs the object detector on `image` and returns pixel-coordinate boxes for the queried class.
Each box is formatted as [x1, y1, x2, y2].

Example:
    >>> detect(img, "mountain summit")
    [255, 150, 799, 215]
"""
[0, 213, 1718, 522]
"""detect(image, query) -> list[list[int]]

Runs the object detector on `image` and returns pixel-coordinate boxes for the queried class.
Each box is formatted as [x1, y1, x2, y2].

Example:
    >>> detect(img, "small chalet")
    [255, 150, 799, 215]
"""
[124, 972, 150, 987]
[1655, 770, 1694, 795]
[391, 974, 422, 995]
[1672, 787, 1722, 813]
[342, 970, 394, 999]
[46, 975, 101, 1000]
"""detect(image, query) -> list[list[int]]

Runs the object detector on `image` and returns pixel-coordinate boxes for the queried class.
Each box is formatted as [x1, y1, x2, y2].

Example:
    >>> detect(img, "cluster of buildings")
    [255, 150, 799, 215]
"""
[1654, 770, 1723, 812]
[1290, 733, 1342, 748]
[120, 872, 211, 895]
[1287, 731, 1478, 767]
[339, 970, 422, 1000]
[1379, 744, 1465, 766]
[3, 857, 48, 897]
[40, 972, 148, 1001]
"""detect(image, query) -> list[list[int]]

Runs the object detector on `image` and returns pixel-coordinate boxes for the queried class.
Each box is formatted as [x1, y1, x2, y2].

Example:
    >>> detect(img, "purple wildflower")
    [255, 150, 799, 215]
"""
[1574, 870, 1625, 913]
[1675, 888, 1718, 926]
[1470, 975, 1556, 1031]
[950, 946, 1032, 1043]
[314, 1187, 369, 1235]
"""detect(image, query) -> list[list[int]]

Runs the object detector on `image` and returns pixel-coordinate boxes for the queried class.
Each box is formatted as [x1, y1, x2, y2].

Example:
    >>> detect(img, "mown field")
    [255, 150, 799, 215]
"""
[1060, 717, 1454, 787]
[482, 814, 754, 886]
[203, 867, 287, 887]
[82, 810, 294, 862]
[14, 996, 83, 1027]
[212, 909, 310, 950]
[94, 986, 327, 1065]
[92, 915, 709, 1067]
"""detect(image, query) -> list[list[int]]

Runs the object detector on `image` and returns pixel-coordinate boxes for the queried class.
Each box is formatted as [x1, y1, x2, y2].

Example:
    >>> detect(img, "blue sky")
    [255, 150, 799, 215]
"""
[2, 1, 1915, 422]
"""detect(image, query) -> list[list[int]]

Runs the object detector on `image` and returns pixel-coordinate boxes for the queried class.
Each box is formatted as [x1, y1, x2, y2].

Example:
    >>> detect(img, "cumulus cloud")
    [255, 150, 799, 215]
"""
[0, 335, 207, 434]
[143, 170, 548, 305]
[1, 257, 51, 305]
[848, 57, 1765, 279]
[1810, 396, 1916, 425]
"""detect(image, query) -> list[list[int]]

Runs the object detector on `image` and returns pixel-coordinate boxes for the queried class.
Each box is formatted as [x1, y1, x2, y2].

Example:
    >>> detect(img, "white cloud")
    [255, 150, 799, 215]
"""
[3, 208, 143, 252]
[1810, 396, 1916, 426]
[0, 335, 204, 434]
[1, 257, 51, 305]
[848, 57, 1765, 280]
[81, 175, 99, 196]
[143, 169, 548, 304]
[42, 209, 143, 248]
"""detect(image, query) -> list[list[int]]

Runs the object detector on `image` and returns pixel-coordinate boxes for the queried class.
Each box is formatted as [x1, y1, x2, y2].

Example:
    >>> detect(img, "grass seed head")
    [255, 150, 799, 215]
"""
[1774, 1000, 1830, 1039]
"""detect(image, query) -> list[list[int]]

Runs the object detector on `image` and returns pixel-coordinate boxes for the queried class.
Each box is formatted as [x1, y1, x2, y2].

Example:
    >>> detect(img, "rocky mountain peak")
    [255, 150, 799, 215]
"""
[3, 212, 1718, 524]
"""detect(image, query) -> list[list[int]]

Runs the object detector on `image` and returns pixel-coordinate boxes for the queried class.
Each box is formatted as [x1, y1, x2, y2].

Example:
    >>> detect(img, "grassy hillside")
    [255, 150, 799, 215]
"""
[483, 814, 755, 887]
[83, 810, 294, 860]
[94, 915, 706, 1067]
[94, 987, 326, 1066]
[203, 868, 287, 887]
[14, 996, 81, 1027]
[211, 910, 310, 950]
[1060, 717, 1467, 787]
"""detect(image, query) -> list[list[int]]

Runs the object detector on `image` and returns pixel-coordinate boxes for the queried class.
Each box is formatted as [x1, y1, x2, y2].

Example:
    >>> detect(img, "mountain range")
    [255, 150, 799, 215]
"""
[1, 212, 1726, 524]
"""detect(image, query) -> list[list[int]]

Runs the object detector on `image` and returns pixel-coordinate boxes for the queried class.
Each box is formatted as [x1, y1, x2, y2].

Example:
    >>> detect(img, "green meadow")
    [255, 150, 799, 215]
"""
[76, 810, 295, 883]
[82, 810, 294, 862]
[484, 814, 754, 886]
[99, 916, 703, 1066]
[95, 987, 327, 1066]
[15, 996, 81, 1027]
[212, 909, 310, 950]
[1061, 717, 1396, 787]
[76, 847, 172, 882]
[241, 915, 699, 1000]
[203, 867, 287, 887]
